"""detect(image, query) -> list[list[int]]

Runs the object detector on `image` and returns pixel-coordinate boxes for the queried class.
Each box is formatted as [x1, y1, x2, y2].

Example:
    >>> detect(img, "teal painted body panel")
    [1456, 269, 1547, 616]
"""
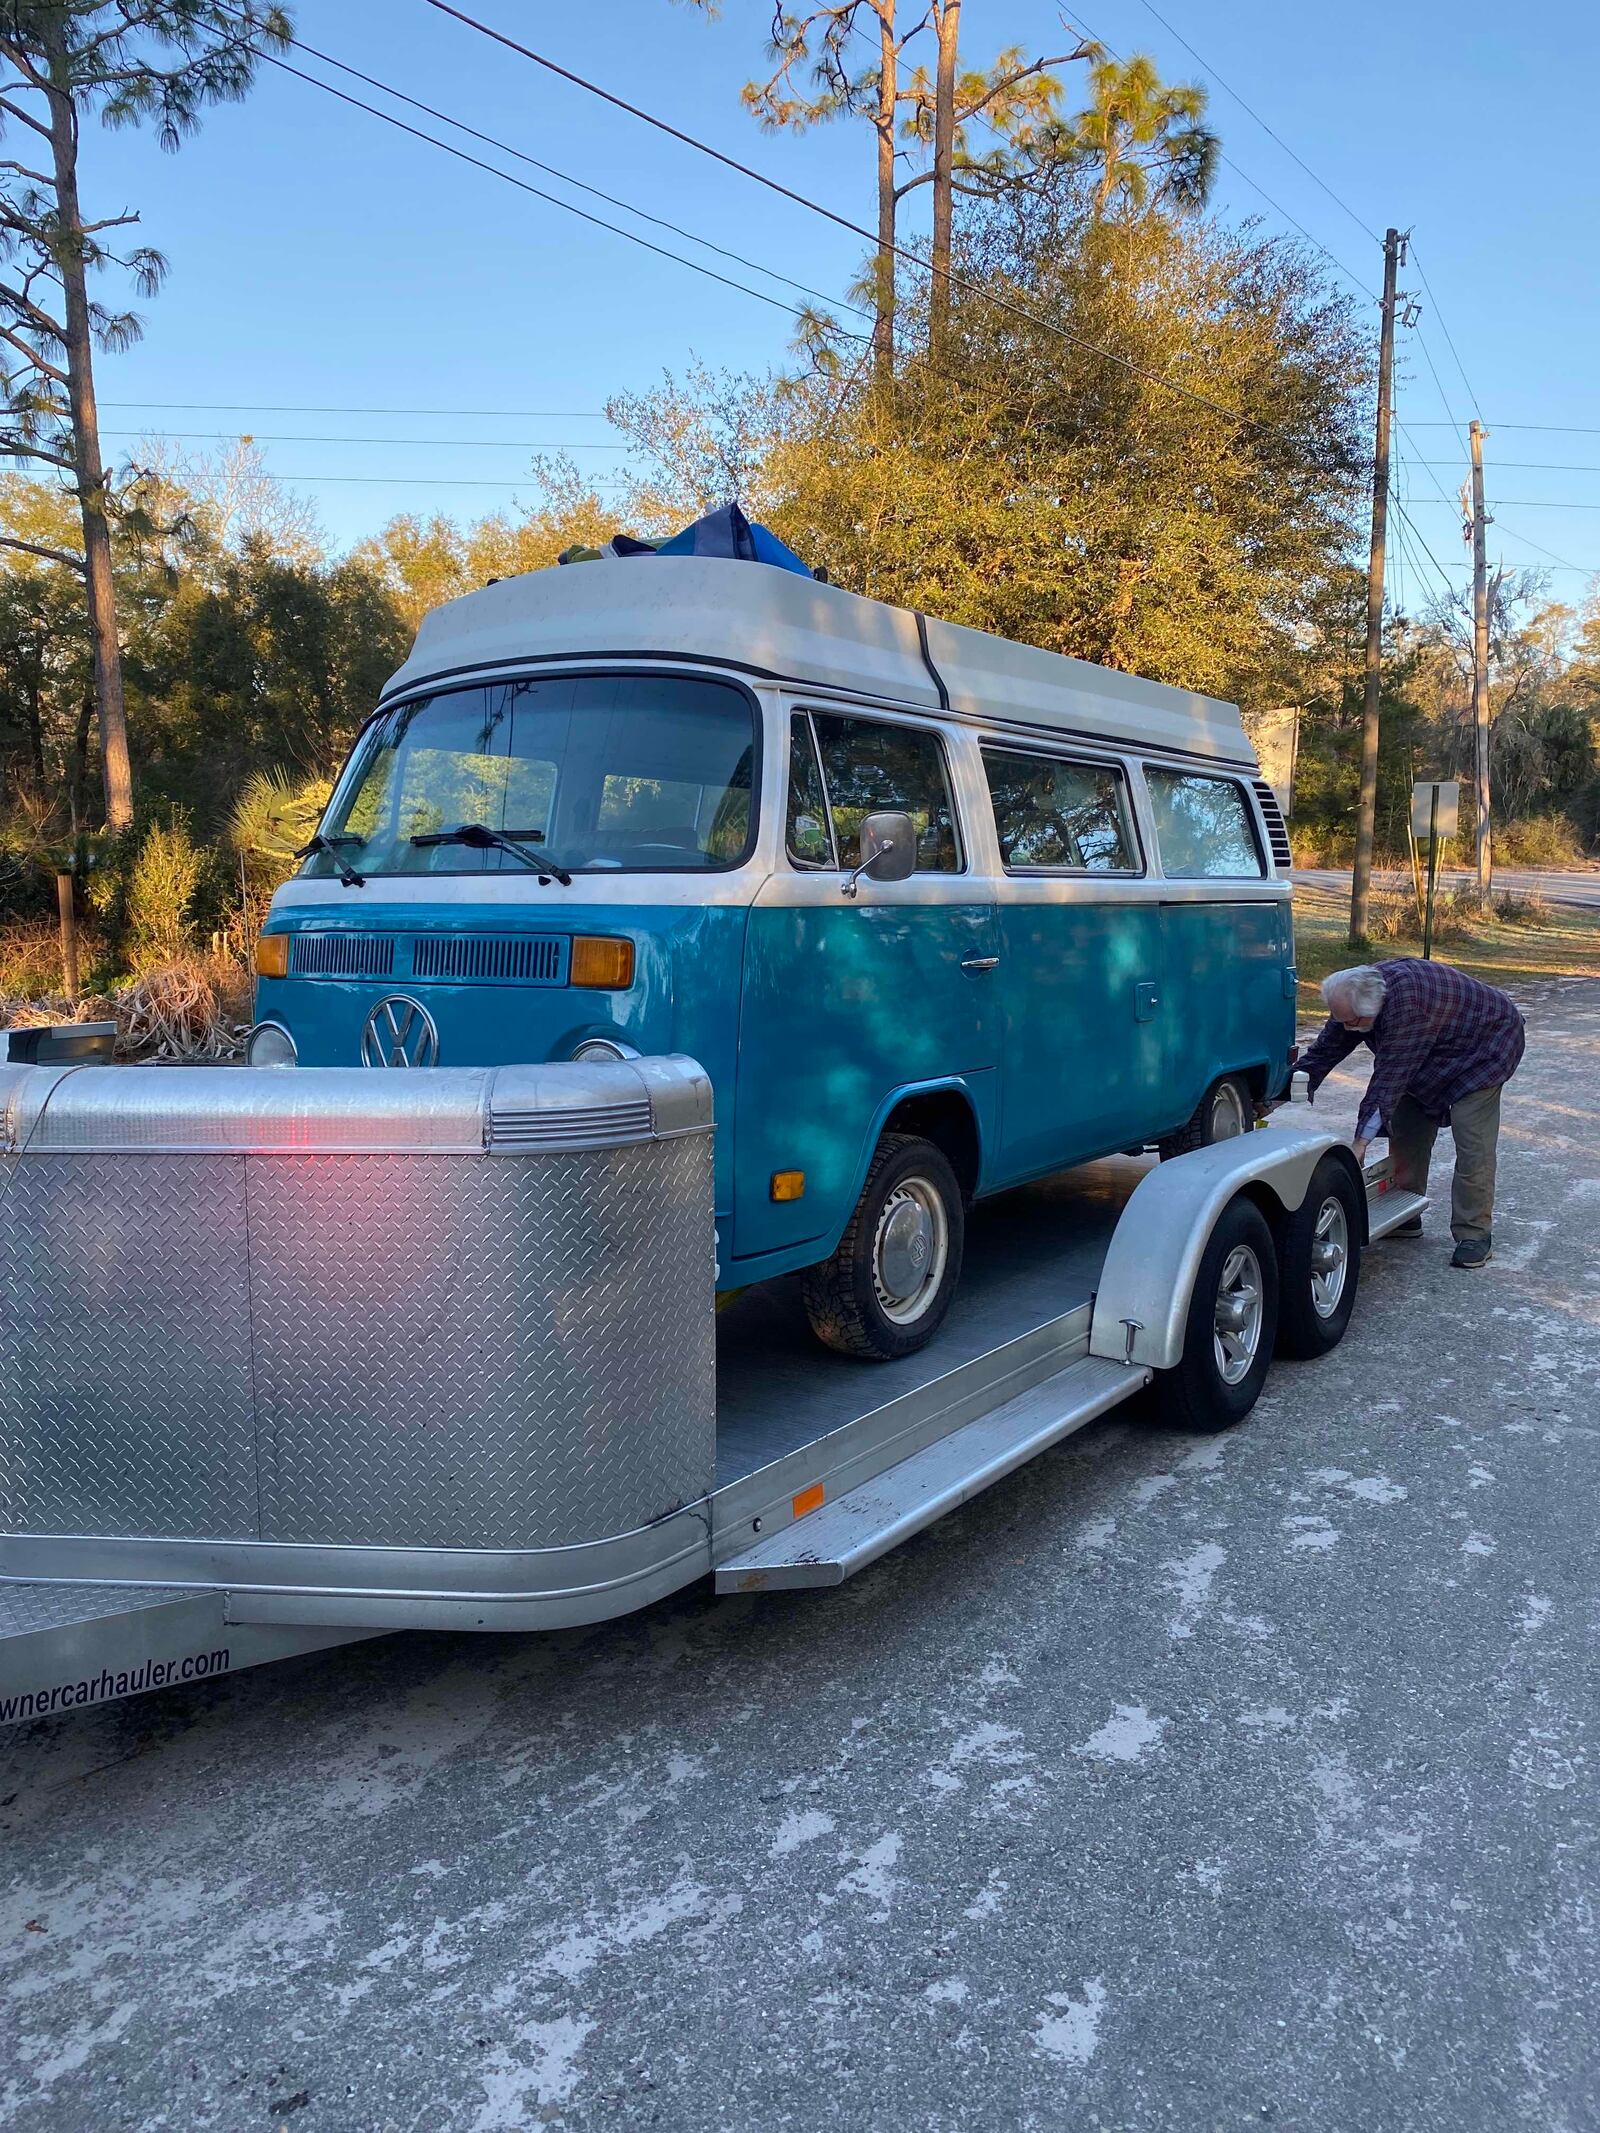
[987, 899, 1167, 1187]
[256, 902, 749, 1219]
[1158, 898, 1296, 1115]
[731, 897, 1000, 1267]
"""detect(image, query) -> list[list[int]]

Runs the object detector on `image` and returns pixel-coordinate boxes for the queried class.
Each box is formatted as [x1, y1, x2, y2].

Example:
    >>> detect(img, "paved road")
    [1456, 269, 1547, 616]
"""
[1294, 864, 1600, 912]
[4, 985, 1599, 2132]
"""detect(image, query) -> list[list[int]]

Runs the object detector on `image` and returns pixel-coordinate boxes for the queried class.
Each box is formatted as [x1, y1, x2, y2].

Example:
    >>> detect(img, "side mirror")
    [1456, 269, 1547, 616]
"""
[842, 810, 917, 897]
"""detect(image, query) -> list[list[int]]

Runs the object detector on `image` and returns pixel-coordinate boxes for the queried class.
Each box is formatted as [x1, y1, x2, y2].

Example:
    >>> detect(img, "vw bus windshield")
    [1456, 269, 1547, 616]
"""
[304, 672, 757, 878]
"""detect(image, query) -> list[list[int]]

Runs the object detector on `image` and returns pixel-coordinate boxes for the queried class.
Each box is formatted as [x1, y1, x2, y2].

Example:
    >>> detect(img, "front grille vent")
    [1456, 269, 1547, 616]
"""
[1253, 780, 1293, 872]
[413, 934, 567, 985]
[291, 933, 396, 978]
[489, 1099, 654, 1151]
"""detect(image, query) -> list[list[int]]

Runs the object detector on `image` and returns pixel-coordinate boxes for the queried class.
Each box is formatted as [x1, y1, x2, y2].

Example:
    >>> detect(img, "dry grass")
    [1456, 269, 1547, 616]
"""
[1295, 876, 1600, 1004]
[2, 953, 252, 1062]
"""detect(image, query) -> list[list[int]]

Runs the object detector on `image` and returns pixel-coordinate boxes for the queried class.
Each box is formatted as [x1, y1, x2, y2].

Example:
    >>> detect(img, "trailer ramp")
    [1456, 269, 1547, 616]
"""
[716, 1351, 1146, 1591]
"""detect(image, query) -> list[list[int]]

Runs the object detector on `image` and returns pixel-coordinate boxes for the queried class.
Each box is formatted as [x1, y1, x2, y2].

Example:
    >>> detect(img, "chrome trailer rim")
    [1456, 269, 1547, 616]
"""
[1212, 1243, 1265, 1384]
[873, 1177, 950, 1325]
[1309, 1195, 1350, 1318]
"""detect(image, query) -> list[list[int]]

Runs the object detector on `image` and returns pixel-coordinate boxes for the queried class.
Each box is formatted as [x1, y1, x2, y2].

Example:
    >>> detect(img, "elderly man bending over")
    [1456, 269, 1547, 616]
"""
[1299, 959, 1525, 1269]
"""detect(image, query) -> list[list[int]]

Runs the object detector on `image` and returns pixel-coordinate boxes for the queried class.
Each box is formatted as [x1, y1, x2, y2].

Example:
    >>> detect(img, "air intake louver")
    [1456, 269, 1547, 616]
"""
[1253, 781, 1293, 873]
[412, 934, 567, 985]
[291, 933, 396, 978]
[489, 1099, 654, 1150]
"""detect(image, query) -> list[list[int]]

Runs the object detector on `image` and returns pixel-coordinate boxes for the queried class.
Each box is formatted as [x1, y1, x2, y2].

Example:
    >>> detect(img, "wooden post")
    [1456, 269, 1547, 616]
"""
[1470, 419, 1492, 893]
[1350, 227, 1403, 944]
[56, 870, 80, 1005]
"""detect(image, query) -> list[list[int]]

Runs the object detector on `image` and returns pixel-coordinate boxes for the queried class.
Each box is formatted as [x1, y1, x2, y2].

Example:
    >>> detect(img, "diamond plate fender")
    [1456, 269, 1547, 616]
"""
[1088, 1123, 1355, 1372]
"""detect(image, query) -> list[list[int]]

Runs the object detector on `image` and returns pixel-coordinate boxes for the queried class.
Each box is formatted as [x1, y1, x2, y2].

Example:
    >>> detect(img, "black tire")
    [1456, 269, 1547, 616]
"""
[1157, 1073, 1254, 1161]
[1154, 1195, 1279, 1432]
[1275, 1156, 1363, 1359]
[802, 1133, 965, 1360]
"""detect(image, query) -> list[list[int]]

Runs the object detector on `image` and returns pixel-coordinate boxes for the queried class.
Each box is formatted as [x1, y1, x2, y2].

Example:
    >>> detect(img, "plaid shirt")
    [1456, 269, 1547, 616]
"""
[1300, 957, 1526, 1141]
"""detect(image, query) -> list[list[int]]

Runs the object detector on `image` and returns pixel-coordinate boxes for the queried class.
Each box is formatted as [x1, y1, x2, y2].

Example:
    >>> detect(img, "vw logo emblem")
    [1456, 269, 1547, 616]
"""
[361, 994, 439, 1068]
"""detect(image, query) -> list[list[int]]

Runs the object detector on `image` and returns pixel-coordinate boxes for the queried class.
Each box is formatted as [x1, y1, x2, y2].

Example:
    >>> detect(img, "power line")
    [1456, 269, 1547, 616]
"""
[1122, 0, 1379, 244]
[1407, 242, 1482, 415]
[269, 19, 873, 330]
[420, 0, 1308, 437]
[1065, 7, 1372, 293]
[1404, 460, 1600, 475]
[1392, 496, 1600, 511]
[1400, 421, 1600, 436]
[97, 429, 628, 449]
[254, 48, 839, 332]
[100, 401, 609, 417]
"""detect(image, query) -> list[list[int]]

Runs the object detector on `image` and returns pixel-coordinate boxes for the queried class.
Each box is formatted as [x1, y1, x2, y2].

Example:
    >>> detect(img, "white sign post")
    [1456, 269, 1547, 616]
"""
[1411, 780, 1460, 959]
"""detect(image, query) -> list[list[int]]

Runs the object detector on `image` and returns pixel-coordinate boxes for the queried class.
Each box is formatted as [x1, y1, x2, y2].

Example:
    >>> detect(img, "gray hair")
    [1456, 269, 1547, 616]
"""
[1322, 965, 1387, 1018]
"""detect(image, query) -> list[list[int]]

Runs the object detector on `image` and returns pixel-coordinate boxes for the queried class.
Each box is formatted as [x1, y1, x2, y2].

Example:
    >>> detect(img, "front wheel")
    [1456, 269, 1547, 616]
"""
[1276, 1157, 1363, 1359]
[802, 1133, 965, 1360]
[1154, 1195, 1279, 1432]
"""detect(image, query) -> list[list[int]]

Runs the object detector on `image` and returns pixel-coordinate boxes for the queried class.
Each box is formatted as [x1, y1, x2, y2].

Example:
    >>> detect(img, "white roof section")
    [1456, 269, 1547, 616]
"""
[383, 557, 1253, 766]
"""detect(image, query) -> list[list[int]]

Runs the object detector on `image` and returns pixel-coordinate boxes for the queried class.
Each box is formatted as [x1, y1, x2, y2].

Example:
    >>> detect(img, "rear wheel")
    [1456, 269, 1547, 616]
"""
[1155, 1195, 1279, 1432]
[802, 1133, 965, 1360]
[1276, 1157, 1362, 1359]
[1158, 1073, 1254, 1161]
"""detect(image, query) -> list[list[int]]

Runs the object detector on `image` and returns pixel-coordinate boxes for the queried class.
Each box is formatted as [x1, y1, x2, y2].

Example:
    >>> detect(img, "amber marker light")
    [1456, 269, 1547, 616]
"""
[792, 1483, 825, 1519]
[254, 934, 290, 979]
[570, 935, 635, 989]
[770, 1170, 806, 1202]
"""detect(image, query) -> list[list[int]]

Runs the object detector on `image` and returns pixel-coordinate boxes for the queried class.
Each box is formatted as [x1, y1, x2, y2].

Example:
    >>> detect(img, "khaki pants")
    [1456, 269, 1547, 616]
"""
[1389, 1085, 1504, 1244]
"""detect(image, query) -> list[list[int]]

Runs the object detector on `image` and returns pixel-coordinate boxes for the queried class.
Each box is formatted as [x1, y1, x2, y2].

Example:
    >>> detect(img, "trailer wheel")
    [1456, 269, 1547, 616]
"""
[1157, 1073, 1253, 1160]
[1275, 1157, 1362, 1359]
[1156, 1195, 1279, 1431]
[802, 1133, 965, 1360]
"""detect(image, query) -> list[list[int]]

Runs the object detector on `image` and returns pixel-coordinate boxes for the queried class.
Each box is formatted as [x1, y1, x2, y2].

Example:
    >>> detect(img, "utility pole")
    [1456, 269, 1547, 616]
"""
[1350, 228, 1404, 943]
[1469, 419, 1492, 892]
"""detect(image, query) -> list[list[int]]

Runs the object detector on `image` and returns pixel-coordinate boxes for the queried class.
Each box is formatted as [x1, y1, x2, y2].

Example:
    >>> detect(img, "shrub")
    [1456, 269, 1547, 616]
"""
[126, 817, 204, 973]
[1492, 887, 1548, 927]
[0, 918, 71, 1000]
[114, 955, 251, 1061]
[1494, 815, 1589, 869]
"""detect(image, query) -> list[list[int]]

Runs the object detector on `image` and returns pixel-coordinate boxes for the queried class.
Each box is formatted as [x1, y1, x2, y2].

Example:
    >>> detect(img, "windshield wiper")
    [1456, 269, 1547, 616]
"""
[294, 832, 366, 888]
[410, 823, 573, 886]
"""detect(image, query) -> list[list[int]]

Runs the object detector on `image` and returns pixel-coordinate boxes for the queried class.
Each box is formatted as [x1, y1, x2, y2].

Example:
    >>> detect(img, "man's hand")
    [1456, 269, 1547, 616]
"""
[1353, 1135, 1372, 1165]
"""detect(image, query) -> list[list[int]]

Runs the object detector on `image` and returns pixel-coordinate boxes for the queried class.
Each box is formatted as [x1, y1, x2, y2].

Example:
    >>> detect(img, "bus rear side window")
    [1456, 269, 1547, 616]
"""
[1144, 768, 1265, 879]
[983, 748, 1137, 872]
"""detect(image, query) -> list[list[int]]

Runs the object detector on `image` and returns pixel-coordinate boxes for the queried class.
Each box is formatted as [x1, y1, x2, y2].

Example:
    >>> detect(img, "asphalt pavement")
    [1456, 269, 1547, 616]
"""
[1293, 864, 1600, 911]
[3, 982, 1598, 2133]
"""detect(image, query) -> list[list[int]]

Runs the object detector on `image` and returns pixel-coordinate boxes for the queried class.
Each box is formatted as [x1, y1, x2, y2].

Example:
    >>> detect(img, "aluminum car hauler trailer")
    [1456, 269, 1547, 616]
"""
[0, 1058, 1423, 1727]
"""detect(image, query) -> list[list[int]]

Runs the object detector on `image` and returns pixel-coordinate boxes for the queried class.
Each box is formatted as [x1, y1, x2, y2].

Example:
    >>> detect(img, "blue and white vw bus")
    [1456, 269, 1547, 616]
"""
[251, 557, 1297, 1358]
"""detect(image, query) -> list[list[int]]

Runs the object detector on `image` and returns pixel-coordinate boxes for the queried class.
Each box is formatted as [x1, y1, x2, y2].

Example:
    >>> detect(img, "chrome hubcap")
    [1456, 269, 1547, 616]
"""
[1209, 1081, 1248, 1141]
[873, 1177, 949, 1325]
[1309, 1196, 1349, 1318]
[1213, 1244, 1264, 1385]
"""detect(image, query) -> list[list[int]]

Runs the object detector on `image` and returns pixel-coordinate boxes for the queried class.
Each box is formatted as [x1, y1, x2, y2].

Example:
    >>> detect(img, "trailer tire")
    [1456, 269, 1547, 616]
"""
[1275, 1156, 1362, 1359]
[1155, 1195, 1279, 1432]
[1157, 1073, 1254, 1160]
[802, 1133, 965, 1361]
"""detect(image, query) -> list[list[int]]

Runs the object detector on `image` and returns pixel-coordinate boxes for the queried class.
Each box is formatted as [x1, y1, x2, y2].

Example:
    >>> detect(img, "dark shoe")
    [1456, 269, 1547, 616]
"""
[1451, 1237, 1492, 1270]
[1392, 1215, 1424, 1238]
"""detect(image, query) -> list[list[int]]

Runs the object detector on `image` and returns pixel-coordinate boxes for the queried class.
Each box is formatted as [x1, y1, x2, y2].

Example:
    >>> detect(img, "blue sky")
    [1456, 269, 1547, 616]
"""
[70, 0, 1600, 596]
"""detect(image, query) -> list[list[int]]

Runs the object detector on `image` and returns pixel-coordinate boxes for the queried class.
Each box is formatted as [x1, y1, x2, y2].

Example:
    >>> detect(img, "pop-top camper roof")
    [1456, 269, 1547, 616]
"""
[382, 557, 1254, 767]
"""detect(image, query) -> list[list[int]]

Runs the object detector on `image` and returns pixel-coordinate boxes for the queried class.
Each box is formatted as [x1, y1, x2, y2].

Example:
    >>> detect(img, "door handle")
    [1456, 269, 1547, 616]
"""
[1134, 981, 1160, 1021]
[961, 955, 1000, 973]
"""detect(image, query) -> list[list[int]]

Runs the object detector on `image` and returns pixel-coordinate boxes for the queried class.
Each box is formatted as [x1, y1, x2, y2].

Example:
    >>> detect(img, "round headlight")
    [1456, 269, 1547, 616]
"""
[246, 1021, 298, 1069]
[572, 1037, 640, 1064]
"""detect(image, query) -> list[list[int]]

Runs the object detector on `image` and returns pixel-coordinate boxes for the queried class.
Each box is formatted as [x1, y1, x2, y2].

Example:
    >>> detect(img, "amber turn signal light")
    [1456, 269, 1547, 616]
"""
[253, 934, 290, 979]
[570, 935, 635, 989]
[770, 1170, 806, 1202]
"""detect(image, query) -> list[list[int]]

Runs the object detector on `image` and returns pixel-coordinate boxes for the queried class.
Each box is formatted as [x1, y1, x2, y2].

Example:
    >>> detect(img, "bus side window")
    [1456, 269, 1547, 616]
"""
[982, 748, 1139, 873]
[809, 711, 962, 872]
[786, 712, 834, 867]
[1144, 767, 1265, 879]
